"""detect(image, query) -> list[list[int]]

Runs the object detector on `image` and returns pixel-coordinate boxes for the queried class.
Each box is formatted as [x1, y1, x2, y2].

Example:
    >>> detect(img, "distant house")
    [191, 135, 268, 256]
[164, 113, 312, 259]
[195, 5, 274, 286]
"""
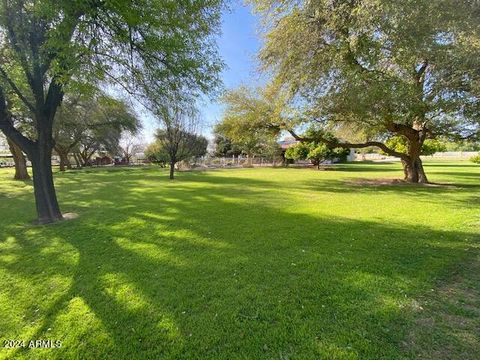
[278, 137, 298, 150]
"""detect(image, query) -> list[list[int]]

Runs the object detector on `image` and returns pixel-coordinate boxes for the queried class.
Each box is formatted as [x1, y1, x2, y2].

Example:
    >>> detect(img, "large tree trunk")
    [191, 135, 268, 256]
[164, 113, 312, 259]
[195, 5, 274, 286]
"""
[30, 133, 63, 224]
[401, 136, 429, 184]
[6, 137, 30, 180]
[402, 156, 428, 183]
[0, 54, 66, 224]
[169, 160, 175, 180]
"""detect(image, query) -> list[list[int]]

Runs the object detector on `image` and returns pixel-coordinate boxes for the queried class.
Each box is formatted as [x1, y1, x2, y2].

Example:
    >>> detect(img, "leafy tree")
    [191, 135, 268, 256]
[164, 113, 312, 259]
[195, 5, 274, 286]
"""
[0, 0, 223, 223]
[119, 133, 144, 165]
[250, 0, 480, 183]
[384, 137, 447, 157]
[0, 74, 34, 180]
[284, 143, 309, 161]
[146, 130, 207, 177]
[216, 86, 283, 165]
[213, 134, 242, 157]
[443, 140, 480, 152]
[54, 93, 140, 169]
[148, 105, 208, 179]
[145, 141, 169, 167]
[285, 127, 350, 168]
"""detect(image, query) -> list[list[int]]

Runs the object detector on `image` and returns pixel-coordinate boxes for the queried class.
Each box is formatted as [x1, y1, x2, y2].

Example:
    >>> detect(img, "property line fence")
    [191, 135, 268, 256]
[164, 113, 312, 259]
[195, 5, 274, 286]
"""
[357, 151, 478, 162]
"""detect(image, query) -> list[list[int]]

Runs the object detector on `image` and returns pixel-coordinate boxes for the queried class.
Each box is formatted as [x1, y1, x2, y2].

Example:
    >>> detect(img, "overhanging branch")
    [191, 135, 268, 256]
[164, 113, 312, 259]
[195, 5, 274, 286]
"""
[285, 128, 409, 160]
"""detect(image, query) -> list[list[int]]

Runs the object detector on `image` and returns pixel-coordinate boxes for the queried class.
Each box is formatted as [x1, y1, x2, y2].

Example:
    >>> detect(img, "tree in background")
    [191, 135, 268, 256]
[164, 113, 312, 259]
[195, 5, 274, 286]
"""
[0, 0, 223, 223]
[0, 77, 33, 180]
[285, 127, 349, 168]
[147, 105, 208, 179]
[383, 137, 447, 157]
[119, 133, 144, 165]
[250, 0, 480, 183]
[145, 130, 208, 177]
[6, 137, 29, 180]
[216, 86, 283, 165]
[54, 93, 140, 170]
[285, 142, 349, 168]
[213, 134, 242, 158]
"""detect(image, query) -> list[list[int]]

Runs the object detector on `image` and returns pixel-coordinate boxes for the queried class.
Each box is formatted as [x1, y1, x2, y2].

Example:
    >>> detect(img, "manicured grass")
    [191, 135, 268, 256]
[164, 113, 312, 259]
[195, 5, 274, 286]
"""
[0, 162, 479, 359]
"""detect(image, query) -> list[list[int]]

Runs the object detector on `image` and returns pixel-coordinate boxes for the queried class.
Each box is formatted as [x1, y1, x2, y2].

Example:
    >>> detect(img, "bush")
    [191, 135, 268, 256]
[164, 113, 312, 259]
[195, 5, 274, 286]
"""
[470, 153, 480, 164]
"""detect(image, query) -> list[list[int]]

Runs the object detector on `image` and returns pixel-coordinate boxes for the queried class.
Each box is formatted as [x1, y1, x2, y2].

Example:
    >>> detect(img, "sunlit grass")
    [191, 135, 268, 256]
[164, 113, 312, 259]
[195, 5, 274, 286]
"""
[0, 161, 479, 359]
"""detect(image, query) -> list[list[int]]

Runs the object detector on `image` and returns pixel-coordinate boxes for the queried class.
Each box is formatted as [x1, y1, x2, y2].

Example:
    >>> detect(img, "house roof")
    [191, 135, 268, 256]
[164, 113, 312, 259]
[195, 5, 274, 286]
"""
[278, 137, 298, 149]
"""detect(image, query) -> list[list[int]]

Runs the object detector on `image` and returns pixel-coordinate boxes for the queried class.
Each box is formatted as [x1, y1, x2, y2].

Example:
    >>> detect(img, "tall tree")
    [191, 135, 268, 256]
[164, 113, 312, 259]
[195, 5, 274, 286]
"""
[250, 0, 480, 183]
[0, 0, 223, 223]
[149, 105, 207, 179]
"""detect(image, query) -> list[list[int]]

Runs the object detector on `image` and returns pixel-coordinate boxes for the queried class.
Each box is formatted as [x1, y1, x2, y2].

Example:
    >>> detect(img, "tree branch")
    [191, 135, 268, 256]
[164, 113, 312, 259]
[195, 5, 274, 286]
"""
[0, 88, 35, 154]
[4, 1, 35, 86]
[285, 128, 409, 160]
[0, 66, 36, 114]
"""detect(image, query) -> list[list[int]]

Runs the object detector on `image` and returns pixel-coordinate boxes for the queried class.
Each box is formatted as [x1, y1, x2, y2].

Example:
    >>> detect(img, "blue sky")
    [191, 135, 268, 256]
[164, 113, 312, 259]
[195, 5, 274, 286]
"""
[200, 2, 262, 130]
[141, 1, 262, 142]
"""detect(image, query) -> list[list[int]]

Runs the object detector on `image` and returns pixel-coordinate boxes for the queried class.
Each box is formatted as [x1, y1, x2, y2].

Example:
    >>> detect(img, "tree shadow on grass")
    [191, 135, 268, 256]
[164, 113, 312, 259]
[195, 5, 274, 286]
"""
[331, 163, 401, 172]
[295, 175, 480, 209]
[0, 171, 478, 359]
[423, 171, 479, 179]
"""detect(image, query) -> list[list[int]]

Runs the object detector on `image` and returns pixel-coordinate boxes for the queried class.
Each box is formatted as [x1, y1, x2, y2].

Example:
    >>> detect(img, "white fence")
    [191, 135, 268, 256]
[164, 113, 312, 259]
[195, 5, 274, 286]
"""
[357, 151, 478, 162]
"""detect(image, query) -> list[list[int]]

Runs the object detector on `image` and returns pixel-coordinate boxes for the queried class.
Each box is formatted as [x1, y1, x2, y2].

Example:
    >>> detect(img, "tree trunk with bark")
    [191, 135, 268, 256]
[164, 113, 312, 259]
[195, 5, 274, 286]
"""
[0, 12, 81, 224]
[30, 131, 63, 224]
[401, 156, 428, 183]
[73, 153, 81, 168]
[169, 159, 176, 180]
[401, 135, 428, 184]
[6, 137, 30, 180]
[286, 125, 430, 184]
[79, 148, 95, 167]
[58, 151, 71, 172]
[55, 145, 73, 172]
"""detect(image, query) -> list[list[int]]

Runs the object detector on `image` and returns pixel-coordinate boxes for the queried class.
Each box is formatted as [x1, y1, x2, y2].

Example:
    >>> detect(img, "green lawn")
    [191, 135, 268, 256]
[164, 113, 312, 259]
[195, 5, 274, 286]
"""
[0, 162, 479, 359]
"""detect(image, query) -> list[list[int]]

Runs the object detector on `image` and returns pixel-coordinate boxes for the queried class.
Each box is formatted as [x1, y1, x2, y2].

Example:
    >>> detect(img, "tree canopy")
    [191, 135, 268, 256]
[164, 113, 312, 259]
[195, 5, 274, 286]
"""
[215, 86, 285, 163]
[249, 0, 480, 182]
[147, 103, 208, 179]
[285, 127, 350, 167]
[0, 0, 224, 223]
[54, 92, 140, 169]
